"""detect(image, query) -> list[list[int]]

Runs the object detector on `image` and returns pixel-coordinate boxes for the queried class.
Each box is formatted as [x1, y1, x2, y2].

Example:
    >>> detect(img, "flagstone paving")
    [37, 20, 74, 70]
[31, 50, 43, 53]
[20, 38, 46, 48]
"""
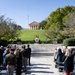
[21, 56, 65, 75]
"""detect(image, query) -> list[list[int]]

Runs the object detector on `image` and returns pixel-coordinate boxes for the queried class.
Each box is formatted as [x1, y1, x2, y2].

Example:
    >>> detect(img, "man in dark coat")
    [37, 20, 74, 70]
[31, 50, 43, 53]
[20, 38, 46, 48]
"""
[0, 46, 4, 65]
[26, 44, 31, 65]
[0, 48, 3, 65]
[15, 49, 22, 75]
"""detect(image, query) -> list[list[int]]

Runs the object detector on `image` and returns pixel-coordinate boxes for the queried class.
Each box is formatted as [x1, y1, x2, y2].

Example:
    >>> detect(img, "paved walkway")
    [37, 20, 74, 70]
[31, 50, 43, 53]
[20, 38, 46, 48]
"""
[21, 56, 65, 75]
[12, 44, 65, 75]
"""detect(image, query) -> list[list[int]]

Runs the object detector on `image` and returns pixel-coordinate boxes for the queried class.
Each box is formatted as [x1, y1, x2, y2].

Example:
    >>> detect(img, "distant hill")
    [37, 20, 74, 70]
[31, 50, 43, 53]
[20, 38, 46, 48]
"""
[19, 29, 47, 41]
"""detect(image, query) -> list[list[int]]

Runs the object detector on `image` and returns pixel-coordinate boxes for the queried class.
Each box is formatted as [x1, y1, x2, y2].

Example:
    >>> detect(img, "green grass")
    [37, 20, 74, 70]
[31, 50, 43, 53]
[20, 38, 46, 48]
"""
[19, 29, 47, 41]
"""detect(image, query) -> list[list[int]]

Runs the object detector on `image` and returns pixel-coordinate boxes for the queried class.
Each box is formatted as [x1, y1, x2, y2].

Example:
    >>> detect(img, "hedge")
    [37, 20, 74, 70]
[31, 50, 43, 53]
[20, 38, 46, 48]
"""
[63, 38, 75, 46]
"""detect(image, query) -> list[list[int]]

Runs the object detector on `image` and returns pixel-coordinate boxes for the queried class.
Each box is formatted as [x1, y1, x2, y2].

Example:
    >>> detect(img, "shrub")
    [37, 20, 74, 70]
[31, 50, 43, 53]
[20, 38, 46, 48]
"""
[63, 38, 75, 46]
[57, 39, 63, 43]
[0, 40, 8, 46]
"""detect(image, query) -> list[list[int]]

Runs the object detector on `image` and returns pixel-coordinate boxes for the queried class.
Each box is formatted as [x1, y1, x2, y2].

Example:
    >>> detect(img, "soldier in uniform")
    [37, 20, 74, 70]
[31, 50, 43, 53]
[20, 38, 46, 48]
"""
[5, 48, 16, 75]
[21, 45, 28, 72]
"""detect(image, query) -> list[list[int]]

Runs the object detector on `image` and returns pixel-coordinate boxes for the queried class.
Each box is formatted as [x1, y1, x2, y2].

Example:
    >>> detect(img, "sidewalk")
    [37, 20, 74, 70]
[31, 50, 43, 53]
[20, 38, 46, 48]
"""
[11, 44, 65, 75]
[22, 56, 65, 75]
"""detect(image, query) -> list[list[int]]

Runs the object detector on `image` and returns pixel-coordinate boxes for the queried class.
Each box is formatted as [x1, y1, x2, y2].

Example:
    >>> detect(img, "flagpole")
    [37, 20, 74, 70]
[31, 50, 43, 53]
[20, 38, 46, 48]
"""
[27, 0, 29, 29]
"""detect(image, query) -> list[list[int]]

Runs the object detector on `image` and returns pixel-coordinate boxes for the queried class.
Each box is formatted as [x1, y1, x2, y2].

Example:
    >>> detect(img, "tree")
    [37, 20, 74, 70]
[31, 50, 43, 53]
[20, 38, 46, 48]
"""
[39, 20, 47, 29]
[44, 6, 75, 40]
[61, 12, 75, 38]
[0, 15, 22, 40]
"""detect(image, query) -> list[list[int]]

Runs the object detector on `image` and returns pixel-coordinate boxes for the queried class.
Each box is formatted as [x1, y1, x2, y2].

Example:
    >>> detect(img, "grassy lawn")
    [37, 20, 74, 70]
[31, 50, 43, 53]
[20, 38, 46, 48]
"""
[19, 29, 47, 41]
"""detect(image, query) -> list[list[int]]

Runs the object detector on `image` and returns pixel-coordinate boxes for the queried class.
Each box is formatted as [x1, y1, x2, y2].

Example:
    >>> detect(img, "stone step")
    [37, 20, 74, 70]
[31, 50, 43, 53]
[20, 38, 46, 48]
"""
[31, 53, 54, 57]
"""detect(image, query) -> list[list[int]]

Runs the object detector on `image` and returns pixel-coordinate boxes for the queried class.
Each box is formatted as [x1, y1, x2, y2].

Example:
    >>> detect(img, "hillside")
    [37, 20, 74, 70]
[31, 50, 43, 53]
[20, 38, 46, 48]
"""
[19, 29, 47, 41]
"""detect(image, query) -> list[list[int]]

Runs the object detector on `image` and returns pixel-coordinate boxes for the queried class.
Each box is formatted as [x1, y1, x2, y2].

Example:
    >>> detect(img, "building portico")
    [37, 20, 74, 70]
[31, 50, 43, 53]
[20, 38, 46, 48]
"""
[29, 21, 39, 30]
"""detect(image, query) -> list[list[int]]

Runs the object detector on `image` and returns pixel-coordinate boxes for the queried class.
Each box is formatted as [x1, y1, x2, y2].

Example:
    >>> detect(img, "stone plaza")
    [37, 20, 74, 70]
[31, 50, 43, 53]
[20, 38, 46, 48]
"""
[15, 44, 65, 75]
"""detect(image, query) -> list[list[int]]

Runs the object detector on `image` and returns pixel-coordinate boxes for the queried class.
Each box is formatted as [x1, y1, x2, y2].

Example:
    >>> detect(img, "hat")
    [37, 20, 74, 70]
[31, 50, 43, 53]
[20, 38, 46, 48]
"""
[10, 48, 14, 51]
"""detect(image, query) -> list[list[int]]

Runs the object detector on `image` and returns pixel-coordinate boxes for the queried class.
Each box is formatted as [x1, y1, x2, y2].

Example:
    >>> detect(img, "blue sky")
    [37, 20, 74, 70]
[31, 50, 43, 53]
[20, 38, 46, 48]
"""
[0, 0, 75, 28]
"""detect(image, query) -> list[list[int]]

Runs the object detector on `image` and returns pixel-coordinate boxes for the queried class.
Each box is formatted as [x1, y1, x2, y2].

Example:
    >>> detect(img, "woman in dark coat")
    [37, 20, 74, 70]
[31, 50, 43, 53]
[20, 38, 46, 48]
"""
[56, 48, 64, 64]
[64, 49, 73, 75]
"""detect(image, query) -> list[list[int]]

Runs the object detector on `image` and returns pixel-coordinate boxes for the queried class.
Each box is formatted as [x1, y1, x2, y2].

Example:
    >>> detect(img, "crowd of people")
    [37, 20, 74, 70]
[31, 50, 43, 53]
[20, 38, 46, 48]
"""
[0, 44, 75, 75]
[0, 44, 31, 75]
[54, 46, 75, 75]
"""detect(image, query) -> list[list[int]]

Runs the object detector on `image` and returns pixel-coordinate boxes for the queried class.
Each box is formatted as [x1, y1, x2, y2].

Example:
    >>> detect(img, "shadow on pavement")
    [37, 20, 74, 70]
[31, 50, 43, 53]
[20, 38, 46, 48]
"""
[30, 66, 50, 69]
[24, 63, 54, 75]
[28, 70, 54, 73]
[30, 63, 51, 66]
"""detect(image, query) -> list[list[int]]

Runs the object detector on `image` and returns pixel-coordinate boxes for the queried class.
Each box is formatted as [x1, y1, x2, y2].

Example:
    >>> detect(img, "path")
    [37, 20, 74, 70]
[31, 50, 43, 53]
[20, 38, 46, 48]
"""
[21, 56, 65, 75]
[12, 44, 65, 75]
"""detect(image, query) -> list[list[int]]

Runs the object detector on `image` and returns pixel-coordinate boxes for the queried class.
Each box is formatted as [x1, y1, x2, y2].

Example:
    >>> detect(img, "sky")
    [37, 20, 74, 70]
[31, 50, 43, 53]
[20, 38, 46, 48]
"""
[0, 0, 75, 28]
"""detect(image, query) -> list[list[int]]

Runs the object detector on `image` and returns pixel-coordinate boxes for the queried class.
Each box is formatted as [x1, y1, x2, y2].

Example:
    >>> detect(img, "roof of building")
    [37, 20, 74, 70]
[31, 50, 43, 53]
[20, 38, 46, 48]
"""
[29, 21, 39, 26]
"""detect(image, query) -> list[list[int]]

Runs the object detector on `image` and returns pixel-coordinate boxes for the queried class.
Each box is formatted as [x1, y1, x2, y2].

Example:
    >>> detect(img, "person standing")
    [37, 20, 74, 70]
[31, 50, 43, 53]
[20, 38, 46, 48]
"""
[3, 48, 9, 66]
[0, 48, 4, 65]
[64, 49, 73, 75]
[26, 44, 31, 65]
[5, 48, 16, 75]
[21, 45, 28, 72]
[54, 48, 58, 62]
[0, 46, 5, 65]
[56, 48, 64, 64]
[14, 48, 22, 75]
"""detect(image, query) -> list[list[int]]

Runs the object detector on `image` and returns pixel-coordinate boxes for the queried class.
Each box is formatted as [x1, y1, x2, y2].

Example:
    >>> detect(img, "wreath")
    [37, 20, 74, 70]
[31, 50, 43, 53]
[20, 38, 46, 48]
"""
[35, 38, 39, 43]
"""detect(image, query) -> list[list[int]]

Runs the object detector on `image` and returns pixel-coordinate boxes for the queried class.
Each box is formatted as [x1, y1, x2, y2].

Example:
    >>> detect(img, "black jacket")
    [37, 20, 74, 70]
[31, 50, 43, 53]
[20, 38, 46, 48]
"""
[64, 55, 73, 72]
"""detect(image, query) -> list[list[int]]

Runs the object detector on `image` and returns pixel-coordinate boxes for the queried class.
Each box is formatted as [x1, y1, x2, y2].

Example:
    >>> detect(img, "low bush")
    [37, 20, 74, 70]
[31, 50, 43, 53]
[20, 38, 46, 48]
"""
[63, 38, 75, 46]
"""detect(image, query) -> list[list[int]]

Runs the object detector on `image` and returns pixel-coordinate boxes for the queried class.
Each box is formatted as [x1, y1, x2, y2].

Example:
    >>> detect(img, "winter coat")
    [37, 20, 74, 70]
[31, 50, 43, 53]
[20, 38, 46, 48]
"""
[56, 52, 64, 64]
[64, 55, 73, 72]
